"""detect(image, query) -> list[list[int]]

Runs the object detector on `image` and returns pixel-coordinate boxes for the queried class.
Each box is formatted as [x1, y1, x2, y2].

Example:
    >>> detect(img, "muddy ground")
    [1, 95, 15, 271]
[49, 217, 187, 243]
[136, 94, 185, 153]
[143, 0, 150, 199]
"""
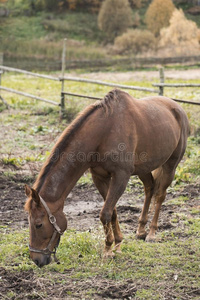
[0, 173, 199, 299]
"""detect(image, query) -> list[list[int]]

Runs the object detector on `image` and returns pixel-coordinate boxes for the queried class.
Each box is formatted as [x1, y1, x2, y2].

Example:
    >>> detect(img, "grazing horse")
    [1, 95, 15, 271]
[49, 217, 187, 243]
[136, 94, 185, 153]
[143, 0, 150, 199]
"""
[25, 89, 190, 267]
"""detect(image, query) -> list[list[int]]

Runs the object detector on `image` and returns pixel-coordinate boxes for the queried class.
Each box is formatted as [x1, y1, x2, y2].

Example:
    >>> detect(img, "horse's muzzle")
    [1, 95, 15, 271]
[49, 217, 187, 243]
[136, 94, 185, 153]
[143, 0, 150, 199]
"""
[33, 254, 51, 268]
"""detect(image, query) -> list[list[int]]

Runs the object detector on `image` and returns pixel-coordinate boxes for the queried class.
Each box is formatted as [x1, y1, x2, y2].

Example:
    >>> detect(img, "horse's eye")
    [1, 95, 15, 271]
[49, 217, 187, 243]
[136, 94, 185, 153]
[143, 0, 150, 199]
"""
[36, 224, 42, 229]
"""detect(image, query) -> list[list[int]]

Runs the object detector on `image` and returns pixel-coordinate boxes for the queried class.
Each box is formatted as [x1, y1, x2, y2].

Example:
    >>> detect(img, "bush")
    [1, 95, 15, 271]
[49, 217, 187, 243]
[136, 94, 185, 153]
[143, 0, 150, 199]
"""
[43, 0, 60, 11]
[159, 9, 200, 56]
[98, 0, 133, 42]
[132, 11, 140, 28]
[145, 0, 175, 36]
[113, 29, 156, 54]
[129, 0, 142, 8]
[66, 0, 103, 13]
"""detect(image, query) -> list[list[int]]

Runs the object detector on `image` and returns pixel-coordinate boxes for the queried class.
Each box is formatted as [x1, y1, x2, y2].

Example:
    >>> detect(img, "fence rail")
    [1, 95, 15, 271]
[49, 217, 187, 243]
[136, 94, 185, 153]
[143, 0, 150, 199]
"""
[171, 98, 200, 106]
[60, 76, 158, 93]
[0, 65, 59, 81]
[0, 86, 59, 106]
[62, 91, 102, 101]
[0, 64, 61, 111]
[153, 83, 200, 88]
[152, 74, 200, 105]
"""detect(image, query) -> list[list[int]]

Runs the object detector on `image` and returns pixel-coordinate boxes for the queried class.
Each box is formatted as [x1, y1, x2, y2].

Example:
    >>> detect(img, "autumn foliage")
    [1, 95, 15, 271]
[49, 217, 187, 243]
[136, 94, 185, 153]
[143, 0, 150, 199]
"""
[114, 29, 156, 55]
[159, 9, 200, 56]
[145, 0, 175, 36]
[98, 0, 133, 41]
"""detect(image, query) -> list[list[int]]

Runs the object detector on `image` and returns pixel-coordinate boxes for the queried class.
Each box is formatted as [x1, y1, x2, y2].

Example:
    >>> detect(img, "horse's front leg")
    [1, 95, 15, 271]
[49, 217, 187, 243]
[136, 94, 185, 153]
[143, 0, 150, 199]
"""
[99, 171, 130, 257]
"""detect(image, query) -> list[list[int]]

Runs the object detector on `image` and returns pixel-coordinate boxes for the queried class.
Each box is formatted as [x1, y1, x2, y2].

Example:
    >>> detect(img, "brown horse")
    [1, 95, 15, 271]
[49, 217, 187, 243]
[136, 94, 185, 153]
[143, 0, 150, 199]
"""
[25, 89, 190, 267]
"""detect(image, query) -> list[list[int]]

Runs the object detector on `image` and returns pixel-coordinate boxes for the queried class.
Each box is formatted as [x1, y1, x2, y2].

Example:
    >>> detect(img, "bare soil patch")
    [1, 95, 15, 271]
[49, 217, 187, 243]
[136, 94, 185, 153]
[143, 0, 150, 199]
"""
[81, 68, 200, 82]
[0, 175, 199, 234]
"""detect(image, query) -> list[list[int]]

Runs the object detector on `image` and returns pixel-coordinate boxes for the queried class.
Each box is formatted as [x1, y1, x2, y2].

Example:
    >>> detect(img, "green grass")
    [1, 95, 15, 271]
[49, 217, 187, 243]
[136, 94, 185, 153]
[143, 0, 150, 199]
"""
[0, 221, 199, 299]
[42, 12, 104, 42]
[0, 16, 47, 40]
[0, 12, 107, 61]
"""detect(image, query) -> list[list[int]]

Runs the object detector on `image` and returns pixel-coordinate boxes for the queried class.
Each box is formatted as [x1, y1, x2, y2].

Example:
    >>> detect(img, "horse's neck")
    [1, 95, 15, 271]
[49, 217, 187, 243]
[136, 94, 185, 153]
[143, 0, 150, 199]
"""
[38, 131, 101, 204]
[39, 151, 89, 204]
[37, 108, 109, 205]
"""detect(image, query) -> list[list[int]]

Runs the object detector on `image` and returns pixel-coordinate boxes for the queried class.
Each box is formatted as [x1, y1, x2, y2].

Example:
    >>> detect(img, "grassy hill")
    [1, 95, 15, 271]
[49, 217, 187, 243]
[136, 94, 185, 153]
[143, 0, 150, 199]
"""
[0, 1, 200, 70]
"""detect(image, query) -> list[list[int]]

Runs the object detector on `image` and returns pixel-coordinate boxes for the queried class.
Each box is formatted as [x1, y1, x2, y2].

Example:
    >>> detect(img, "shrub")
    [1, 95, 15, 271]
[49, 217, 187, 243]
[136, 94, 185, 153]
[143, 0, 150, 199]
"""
[133, 11, 141, 28]
[114, 29, 156, 55]
[43, 0, 60, 11]
[129, 0, 142, 8]
[98, 0, 133, 42]
[145, 0, 175, 36]
[66, 0, 103, 13]
[159, 9, 200, 56]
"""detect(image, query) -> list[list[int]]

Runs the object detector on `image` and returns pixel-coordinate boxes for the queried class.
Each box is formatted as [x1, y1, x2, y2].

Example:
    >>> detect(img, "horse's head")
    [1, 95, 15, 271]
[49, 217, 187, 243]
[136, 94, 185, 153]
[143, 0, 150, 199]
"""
[24, 185, 67, 268]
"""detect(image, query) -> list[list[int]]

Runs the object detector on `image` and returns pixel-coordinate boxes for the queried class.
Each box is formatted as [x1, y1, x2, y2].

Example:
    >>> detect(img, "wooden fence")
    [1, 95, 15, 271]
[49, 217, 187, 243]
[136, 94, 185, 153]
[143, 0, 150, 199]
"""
[0, 65, 61, 112]
[152, 68, 200, 106]
[3, 54, 200, 72]
[0, 62, 200, 117]
[0, 65, 159, 113]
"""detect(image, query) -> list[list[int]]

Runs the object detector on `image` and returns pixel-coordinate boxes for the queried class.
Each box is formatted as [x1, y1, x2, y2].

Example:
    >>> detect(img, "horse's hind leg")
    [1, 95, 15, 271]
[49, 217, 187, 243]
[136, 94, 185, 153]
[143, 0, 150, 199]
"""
[136, 173, 154, 240]
[91, 170, 127, 255]
[146, 163, 177, 242]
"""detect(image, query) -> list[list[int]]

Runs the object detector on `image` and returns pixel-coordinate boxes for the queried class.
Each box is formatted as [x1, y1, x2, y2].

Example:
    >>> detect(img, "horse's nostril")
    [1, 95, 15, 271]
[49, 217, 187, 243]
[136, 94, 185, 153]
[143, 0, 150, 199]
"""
[33, 256, 51, 268]
[34, 259, 40, 266]
[46, 256, 51, 265]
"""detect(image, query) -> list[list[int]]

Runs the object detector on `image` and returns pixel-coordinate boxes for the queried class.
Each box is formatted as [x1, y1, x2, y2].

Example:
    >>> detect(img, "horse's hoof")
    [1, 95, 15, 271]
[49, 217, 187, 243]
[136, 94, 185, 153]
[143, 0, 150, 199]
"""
[103, 250, 115, 259]
[145, 235, 156, 243]
[136, 232, 147, 241]
[113, 243, 122, 254]
[115, 249, 122, 254]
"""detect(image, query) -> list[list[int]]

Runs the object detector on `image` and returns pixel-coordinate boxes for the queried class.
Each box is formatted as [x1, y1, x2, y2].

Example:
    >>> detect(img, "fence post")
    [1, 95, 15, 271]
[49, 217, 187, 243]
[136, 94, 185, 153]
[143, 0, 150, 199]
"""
[60, 39, 67, 118]
[159, 67, 165, 96]
[0, 53, 3, 89]
[0, 53, 10, 109]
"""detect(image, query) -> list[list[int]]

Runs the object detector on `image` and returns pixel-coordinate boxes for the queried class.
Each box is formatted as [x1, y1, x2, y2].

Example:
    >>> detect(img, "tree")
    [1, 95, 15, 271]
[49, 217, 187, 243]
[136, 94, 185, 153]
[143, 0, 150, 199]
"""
[145, 0, 175, 36]
[98, 0, 133, 42]
[159, 9, 200, 56]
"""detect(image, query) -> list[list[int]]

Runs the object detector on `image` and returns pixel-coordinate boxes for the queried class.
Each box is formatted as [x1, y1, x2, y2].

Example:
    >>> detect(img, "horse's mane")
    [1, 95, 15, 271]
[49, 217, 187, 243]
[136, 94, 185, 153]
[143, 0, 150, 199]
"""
[33, 89, 121, 193]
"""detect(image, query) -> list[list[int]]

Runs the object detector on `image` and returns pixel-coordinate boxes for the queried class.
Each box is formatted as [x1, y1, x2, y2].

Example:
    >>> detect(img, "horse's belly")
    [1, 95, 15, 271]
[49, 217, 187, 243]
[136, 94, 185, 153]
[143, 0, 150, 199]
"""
[133, 157, 169, 175]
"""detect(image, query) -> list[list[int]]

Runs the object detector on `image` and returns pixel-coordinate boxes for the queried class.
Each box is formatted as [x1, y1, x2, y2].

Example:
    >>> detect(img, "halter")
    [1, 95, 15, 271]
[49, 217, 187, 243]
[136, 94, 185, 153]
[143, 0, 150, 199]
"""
[29, 195, 63, 263]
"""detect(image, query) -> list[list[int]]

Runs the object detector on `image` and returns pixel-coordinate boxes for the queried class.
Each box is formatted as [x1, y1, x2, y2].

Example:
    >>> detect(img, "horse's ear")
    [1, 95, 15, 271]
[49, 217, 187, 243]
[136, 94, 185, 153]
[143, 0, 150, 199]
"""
[25, 185, 40, 206]
[25, 185, 32, 197]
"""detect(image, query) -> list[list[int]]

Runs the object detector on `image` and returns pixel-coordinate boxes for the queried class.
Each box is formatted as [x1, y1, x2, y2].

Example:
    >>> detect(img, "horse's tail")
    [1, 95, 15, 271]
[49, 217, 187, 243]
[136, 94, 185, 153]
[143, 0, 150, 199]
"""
[172, 106, 190, 138]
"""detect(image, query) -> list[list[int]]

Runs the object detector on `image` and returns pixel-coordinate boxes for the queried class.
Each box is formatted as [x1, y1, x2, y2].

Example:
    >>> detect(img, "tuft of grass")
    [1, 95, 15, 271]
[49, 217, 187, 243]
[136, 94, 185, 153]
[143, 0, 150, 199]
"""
[166, 196, 189, 206]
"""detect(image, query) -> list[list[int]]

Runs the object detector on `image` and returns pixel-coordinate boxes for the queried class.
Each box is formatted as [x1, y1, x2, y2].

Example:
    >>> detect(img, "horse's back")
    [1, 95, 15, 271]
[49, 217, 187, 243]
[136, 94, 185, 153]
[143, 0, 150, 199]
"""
[106, 90, 190, 174]
[120, 92, 190, 136]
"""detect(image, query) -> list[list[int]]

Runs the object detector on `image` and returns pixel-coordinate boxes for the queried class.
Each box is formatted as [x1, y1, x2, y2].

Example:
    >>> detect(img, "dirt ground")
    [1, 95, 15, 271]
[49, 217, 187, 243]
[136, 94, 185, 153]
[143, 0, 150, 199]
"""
[81, 68, 200, 82]
[1, 174, 199, 234]
[0, 173, 200, 299]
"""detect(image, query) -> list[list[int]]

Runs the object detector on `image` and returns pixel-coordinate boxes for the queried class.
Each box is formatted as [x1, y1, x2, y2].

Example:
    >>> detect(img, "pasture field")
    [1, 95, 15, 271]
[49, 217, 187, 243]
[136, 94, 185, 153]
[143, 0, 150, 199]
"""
[0, 69, 200, 299]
